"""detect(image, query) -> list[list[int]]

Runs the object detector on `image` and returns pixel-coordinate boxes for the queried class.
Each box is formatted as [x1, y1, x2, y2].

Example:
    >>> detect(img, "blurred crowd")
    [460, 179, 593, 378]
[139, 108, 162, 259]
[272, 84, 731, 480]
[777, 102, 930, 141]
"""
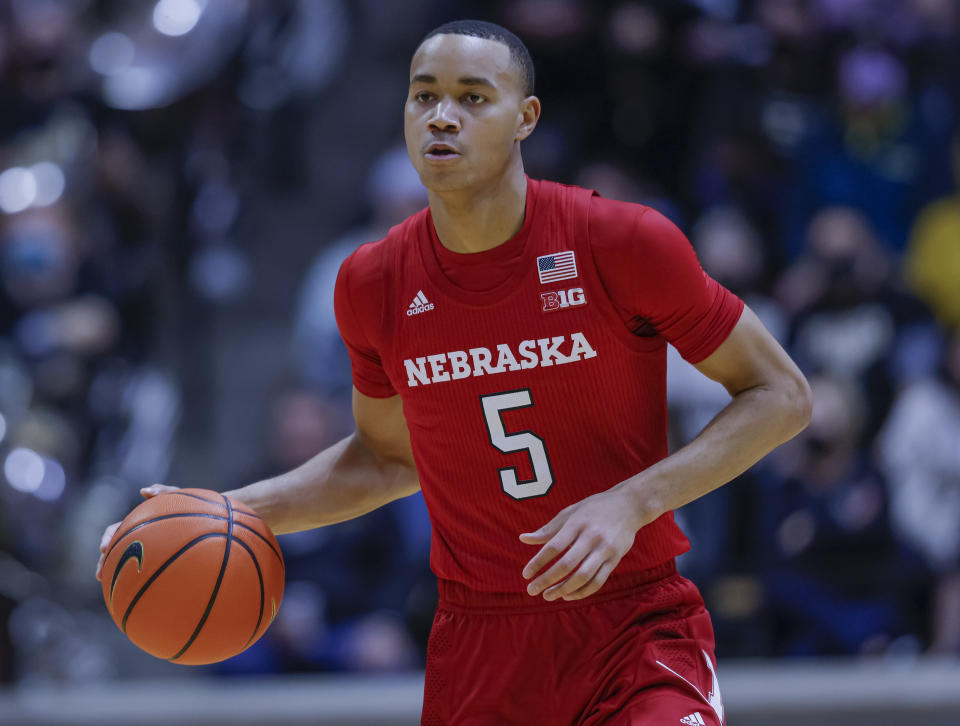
[1, 0, 959, 685]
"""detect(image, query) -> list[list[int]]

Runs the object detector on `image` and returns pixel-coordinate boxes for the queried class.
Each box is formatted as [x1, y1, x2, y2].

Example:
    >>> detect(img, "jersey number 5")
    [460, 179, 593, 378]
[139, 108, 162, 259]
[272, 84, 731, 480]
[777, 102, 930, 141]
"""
[480, 389, 555, 500]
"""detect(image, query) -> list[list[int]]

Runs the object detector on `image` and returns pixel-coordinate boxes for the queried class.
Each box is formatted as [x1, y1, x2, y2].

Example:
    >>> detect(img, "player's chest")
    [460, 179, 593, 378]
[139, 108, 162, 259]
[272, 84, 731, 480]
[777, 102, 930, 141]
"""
[382, 278, 608, 398]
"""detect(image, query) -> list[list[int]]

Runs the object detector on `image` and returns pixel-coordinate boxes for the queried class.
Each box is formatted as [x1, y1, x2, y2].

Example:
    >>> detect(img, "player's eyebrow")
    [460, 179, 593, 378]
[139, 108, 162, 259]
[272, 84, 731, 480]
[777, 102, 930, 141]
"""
[410, 74, 495, 88]
[457, 76, 495, 88]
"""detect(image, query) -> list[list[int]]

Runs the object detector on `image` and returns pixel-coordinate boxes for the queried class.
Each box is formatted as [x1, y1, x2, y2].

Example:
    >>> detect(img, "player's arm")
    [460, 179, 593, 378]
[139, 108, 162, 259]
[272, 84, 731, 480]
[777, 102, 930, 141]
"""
[96, 388, 419, 580]
[521, 306, 810, 601]
[617, 304, 811, 518]
[223, 387, 420, 534]
[521, 203, 811, 602]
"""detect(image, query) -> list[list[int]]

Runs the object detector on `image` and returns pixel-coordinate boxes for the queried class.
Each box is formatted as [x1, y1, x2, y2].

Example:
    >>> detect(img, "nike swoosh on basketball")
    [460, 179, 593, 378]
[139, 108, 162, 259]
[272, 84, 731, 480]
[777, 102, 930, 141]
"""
[109, 540, 144, 609]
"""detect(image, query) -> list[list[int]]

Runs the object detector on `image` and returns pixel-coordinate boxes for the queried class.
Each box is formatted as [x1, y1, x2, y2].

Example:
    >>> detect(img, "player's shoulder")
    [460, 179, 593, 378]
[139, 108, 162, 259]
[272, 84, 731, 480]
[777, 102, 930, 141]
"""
[586, 193, 674, 247]
[590, 193, 648, 220]
[584, 195, 696, 275]
[531, 177, 598, 210]
[340, 207, 429, 287]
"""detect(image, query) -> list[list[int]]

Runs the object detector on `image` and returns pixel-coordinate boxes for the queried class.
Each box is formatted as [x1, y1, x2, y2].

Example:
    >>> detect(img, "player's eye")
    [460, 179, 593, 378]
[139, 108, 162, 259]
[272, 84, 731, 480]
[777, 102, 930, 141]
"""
[464, 93, 485, 105]
[414, 91, 434, 103]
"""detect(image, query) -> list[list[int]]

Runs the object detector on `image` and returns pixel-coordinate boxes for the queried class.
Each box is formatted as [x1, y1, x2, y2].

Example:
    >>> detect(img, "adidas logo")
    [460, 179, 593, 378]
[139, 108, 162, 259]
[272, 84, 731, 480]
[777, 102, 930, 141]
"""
[406, 290, 435, 316]
[680, 713, 706, 725]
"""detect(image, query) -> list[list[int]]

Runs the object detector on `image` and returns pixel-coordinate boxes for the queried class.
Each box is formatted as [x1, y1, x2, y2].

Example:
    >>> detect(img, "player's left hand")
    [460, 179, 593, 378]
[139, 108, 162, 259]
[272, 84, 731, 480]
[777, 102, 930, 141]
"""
[519, 488, 652, 602]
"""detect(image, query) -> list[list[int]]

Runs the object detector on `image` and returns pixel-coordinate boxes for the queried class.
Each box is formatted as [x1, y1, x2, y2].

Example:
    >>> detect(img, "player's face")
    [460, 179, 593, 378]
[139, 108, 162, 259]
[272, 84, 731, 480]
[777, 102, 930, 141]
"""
[405, 34, 537, 193]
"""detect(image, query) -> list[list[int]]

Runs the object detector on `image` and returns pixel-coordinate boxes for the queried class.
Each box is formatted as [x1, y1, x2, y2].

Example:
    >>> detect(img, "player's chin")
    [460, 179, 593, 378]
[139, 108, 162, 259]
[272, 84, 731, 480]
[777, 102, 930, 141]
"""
[418, 168, 474, 193]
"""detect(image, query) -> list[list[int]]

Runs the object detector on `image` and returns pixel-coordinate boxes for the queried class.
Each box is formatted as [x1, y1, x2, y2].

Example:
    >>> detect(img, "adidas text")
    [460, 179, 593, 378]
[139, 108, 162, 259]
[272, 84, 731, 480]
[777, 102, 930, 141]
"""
[407, 290, 435, 316]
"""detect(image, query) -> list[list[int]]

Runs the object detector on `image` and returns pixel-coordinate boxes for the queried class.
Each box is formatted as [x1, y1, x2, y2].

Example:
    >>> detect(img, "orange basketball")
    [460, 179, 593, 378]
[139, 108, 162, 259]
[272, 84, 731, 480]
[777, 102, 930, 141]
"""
[101, 488, 285, 665]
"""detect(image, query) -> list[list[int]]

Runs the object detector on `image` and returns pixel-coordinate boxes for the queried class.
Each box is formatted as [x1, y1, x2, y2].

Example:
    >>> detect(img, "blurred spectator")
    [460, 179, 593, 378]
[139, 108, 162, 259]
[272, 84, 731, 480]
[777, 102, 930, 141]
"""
[783, 44, 949, 254]
[776, 206, 936, 439]
[693, 205, 787, 337]
[292, 144, 428, 394]
[754, 375, 917, 656]
[905, 132, 960, 329]
[776, 206, 891, 325]
[877, 331, 960, 654]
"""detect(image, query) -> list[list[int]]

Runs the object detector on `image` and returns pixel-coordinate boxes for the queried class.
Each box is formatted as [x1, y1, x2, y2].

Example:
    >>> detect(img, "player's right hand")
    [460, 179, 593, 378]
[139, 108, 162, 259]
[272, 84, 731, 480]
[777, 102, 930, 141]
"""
[95, 484, 180, 582]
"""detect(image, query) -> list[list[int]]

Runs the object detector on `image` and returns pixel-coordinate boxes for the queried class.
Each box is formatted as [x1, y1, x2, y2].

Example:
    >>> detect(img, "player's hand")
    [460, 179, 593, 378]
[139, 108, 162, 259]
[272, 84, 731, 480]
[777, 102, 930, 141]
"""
[95, 484, 180, 581]
[519, 488, 650, 602]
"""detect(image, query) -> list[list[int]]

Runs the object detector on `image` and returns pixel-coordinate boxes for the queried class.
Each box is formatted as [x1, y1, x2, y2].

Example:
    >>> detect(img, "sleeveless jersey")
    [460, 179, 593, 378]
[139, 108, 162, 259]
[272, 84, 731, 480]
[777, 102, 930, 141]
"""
[334, 178, 742, 594]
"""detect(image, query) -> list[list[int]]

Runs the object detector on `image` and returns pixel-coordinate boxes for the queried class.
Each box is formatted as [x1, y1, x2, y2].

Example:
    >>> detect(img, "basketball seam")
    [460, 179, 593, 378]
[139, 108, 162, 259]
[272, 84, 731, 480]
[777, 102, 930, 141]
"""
[232, 537, 266, 649]
[106, 513, 281, 564]
[120, 533, 225, 633]
[172, 491, 263, 520]
[169, 493, 234, 662]
[232, 521, 282, 563]
[105, 513, 228, 562]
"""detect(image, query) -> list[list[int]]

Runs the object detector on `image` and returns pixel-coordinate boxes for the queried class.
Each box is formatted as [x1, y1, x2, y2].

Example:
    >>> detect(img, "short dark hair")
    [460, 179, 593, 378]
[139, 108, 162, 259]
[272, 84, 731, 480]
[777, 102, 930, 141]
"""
[421, 19, 535, 97]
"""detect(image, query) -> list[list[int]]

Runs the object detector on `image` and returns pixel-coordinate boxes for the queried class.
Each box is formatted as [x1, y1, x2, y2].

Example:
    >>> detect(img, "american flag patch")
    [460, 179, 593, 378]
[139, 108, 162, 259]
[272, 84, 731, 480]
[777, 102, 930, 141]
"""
[537, 251, 578, 284]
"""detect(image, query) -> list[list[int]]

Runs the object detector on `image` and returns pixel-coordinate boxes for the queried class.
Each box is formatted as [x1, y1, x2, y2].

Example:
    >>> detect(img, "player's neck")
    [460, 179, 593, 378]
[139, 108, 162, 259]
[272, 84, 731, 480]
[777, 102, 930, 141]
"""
[427, 165, 527, 254]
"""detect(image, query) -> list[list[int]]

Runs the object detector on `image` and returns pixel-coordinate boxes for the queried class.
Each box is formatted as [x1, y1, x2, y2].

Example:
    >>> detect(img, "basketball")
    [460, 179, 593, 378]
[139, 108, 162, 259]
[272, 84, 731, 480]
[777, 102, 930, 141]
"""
[100, 488, 285, 665]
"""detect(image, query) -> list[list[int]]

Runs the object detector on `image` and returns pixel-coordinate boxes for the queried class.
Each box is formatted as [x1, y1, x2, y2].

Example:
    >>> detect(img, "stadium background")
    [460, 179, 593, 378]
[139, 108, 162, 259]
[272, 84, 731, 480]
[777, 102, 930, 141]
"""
[1, 0, 959, 723]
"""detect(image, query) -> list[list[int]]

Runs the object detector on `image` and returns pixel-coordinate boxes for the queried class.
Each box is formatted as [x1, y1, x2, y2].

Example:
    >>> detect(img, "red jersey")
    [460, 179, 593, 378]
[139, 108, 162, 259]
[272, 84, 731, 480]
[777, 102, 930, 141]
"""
[334, 178, 743, 595]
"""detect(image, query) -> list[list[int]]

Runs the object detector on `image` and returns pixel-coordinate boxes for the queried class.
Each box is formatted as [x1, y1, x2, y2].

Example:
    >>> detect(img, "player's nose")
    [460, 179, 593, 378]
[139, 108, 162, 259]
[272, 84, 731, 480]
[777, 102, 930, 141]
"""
[428, 98, 461, 133]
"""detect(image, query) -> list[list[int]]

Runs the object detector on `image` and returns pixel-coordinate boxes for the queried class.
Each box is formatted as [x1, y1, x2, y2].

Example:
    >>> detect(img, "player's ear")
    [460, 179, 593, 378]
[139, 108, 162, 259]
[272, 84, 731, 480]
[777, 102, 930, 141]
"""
[516, 95, 541, 142]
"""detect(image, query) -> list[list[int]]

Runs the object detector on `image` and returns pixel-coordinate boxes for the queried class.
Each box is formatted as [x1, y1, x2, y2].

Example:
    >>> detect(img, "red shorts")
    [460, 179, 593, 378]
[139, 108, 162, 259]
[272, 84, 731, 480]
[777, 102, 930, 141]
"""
[421, 562, 725, 726]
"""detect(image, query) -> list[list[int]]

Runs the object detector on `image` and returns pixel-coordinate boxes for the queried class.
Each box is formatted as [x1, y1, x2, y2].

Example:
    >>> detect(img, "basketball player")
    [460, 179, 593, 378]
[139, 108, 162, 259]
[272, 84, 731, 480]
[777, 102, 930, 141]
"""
[98, 20, 811, 725]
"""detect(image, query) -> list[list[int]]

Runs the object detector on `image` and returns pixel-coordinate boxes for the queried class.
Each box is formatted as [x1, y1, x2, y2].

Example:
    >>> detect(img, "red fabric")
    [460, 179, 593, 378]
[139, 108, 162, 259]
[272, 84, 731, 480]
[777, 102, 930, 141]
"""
[426, 193, 743, 362]
[587, 197, 744, 363]
[334, 186, 744, 398]
[333, 178, 744, 593]
[334, 249, 396, 397]
[422, 570, 724, 725]
[430, 197, 529, 293]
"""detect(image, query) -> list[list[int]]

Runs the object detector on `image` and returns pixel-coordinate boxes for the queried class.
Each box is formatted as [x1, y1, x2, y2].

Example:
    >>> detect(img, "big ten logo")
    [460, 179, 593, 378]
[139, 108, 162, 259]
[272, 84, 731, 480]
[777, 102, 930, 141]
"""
[541, 287, 586, 313]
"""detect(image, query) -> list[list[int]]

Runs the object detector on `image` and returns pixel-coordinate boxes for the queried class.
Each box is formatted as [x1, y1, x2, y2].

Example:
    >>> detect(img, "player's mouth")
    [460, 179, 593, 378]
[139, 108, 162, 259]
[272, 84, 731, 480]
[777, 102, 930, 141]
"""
[425, 143, 462, 162]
